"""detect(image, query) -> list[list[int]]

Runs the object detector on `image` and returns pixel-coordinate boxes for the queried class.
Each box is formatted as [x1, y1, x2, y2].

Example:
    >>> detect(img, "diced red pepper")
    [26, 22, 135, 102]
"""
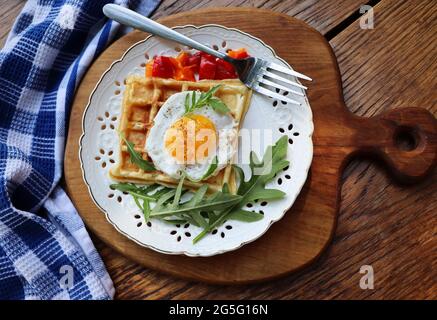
[152, 56, 175, 78]
[199, 56, 216, 80]
[169, 57, 180, 70]
[228, 48, 249, 59]
[176, 51, 191, 67]
[215, 58, 237, 80]
[186, 52, 201, 73]
[149, 49, 248, 81]
[145, 59, 154, 77]
[174, 66, 196, 82]
[200, 52, 216, 62]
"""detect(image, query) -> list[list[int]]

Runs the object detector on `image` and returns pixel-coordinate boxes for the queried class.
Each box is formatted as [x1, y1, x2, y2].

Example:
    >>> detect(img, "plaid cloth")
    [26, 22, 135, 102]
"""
[0, 0, 159, 300]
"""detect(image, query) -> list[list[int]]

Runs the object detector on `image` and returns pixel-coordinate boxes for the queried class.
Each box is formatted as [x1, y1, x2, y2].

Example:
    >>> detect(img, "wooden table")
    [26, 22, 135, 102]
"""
[3, 0, 436, 299]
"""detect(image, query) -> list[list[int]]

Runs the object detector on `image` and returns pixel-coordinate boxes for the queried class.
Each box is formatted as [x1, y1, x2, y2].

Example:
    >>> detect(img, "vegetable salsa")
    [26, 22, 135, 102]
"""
[145, 48, 249, 81]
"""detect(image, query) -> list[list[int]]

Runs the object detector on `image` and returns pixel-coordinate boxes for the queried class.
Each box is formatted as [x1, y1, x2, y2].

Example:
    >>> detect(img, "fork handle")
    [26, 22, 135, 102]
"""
[103, 4, 228, 61]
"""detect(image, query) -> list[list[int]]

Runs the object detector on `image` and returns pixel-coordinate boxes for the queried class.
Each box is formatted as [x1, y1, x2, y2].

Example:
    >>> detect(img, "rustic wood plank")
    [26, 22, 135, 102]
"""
[0, 0, 26, 47]
[0, 0, 370, 44]
[1, 0, 435, 300]
[152, 0, 369, 35]
[99, 0, 436, 299]
[325, 0, 437, 299]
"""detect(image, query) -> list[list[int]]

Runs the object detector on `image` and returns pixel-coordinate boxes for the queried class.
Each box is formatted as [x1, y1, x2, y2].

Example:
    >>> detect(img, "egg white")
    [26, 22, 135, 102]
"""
[145, 91, 237, 181]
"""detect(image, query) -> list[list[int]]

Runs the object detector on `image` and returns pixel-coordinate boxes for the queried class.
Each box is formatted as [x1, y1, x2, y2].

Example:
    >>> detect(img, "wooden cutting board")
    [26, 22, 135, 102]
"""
[64, 8, 437, 284]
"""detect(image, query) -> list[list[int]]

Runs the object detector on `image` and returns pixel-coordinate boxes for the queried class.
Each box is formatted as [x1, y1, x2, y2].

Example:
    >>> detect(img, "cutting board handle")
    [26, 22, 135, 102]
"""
[351, 107, 437, 183]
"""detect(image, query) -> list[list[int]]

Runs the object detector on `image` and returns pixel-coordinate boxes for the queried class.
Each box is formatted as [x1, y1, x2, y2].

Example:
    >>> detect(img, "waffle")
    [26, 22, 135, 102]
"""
[109, 75, 252, 193]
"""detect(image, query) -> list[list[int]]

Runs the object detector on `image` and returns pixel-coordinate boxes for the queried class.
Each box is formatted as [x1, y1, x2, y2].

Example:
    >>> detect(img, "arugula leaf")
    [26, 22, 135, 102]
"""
[119, 133, 155, 171]
[186, 185, 209, 228]
[132, 195, 142, 211]
[171, 172, 186, 209]
[154, 189, 177, 209]
[160, 218, 188, 225]
[152, 187, 177, 200]
[142, 198, 151, 221]
[131, 194, 151, 222]
[110, 183, 159, 194]
[190, 212, 208, 229]
[150, 192, 242, 218]
[234, 136, 288, 204]
[192, 136, 289, 243]
[184, 85, 230, 115]
[110, 183, 174, 204]
[150, 177, 241, 219]
[115, 136, 290, 245]
[112, 183, 158, 222]
[110, 183, 140, 193]
[228, 209, 264, 222]
[188, 185, 209, 205]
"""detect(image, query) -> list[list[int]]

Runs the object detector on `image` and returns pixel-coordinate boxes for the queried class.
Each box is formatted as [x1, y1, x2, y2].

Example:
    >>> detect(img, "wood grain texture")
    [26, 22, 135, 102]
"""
[326, 0, 437, 299]
[64, 2, 437, 299]
[0, 0, 26, 47]
[2, 0, 435, 300]
[152, 0, 369, 35]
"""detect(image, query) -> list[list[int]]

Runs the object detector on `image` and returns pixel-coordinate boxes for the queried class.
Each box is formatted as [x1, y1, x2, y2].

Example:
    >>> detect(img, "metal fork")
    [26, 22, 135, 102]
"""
[103, 4, 312, 105]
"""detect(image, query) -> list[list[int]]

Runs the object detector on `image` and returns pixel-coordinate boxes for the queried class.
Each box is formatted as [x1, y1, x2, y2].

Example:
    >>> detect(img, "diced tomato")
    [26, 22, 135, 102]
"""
[186, 52, 201, 73]
[174, 66, 196, 81]
[199, 56, 216, 80]
[183, 66, 196, 81]
[149, 48, 248, 81]
[176, 51, 191, 67]
[228, 48, 249, 60]
[215, 58, 237, 80]
[145, 59, 154, 77]
[152, 56, 175, 78]
[169, 57, 180, 70]
[200, 52, 216, 62]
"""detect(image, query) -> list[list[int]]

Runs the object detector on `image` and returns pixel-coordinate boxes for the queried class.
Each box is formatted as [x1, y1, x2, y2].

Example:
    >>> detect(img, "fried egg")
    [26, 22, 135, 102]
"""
[145, 91, 237, 181]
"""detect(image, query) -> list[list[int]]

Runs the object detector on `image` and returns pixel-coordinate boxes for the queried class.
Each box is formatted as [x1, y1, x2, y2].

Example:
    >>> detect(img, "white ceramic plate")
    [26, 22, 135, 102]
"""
[80, 24, 313, 257]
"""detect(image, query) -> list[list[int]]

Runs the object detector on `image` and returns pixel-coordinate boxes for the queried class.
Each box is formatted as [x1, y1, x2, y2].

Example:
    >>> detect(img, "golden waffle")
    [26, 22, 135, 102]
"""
[109, 75, 252, 193]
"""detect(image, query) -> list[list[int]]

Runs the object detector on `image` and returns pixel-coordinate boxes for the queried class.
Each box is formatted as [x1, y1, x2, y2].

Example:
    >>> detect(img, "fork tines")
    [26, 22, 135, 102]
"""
[257, 62, 312, 106]
[267, 62, 312, 81]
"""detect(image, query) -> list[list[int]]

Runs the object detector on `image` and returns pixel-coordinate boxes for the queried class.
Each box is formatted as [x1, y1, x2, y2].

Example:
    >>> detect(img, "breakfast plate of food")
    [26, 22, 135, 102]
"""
[79, 22, 313, 257]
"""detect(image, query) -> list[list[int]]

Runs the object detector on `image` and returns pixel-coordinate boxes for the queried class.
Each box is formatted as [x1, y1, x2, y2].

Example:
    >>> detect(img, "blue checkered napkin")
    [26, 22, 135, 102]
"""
[0, 0, 160, 300]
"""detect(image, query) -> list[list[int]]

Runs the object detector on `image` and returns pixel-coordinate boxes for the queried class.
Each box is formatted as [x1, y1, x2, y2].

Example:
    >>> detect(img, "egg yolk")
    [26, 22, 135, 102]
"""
[164, 114, 217, 164]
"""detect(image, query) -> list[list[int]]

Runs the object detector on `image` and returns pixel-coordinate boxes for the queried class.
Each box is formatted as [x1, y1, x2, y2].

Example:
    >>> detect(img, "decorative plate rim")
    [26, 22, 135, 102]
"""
[79, 24, 314, 257]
